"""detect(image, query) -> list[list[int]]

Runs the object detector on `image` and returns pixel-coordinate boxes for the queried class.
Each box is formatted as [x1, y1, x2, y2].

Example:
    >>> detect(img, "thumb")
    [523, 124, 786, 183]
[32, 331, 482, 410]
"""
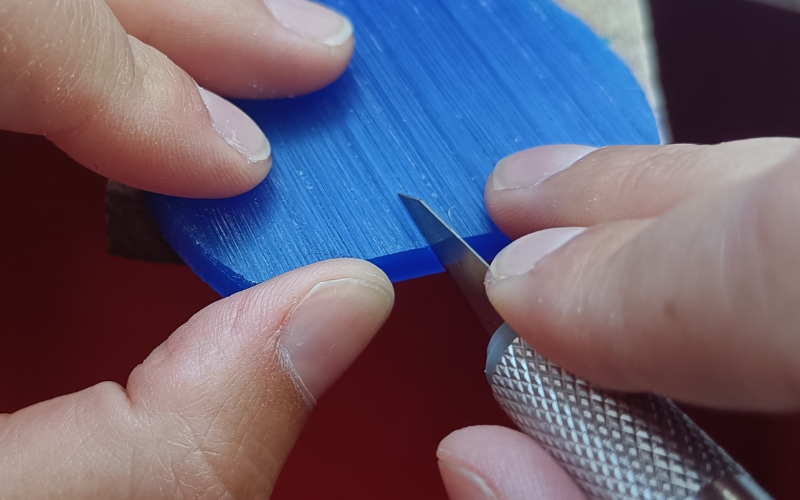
[0, 259, 393, 498]
[1, 0, 271, 197]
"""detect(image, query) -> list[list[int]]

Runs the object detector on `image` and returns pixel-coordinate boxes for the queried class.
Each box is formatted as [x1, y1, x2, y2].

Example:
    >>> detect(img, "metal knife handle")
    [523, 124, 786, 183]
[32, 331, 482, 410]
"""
[486, 324, 774, 500]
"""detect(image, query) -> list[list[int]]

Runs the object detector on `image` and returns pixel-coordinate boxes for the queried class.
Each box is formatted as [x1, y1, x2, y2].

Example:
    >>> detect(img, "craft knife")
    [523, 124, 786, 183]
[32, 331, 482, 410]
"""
[400, 193, 773, 500]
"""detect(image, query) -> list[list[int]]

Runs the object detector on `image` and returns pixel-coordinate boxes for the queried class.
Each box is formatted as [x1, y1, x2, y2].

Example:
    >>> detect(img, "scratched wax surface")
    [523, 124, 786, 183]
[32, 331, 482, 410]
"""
[147, 0, 658, 296]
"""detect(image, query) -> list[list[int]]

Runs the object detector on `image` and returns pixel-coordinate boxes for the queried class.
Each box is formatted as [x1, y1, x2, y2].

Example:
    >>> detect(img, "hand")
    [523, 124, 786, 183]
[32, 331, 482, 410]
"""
[1, 2, 387, 497]
[0, 0, 353, 197]
[436, 138, 800, 499]
[0, 258, 393, 498]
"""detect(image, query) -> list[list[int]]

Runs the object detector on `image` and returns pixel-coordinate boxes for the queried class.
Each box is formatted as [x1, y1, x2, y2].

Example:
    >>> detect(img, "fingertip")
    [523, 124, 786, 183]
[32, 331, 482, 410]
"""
[266, 0, 354, 48]
[485, 227, 586, 335]
[485, 146, 596, 236]
[437, 426, 532, 466]
[130, 258, 393, 404]
[36, 34, 272, 199]
[437, 426, 487, 461]
[198, 87, 271, 163]
[121, 259, 394, 496]
[438, 460, 498, 500]
[488, 145, 597, 192]
[487, 140, 800, 234]
[279, 260, 394, 400]
[293, 258, 394, 297]
[193, 86, 273, 197]
[484, 187, 543, 238]
[484, 221, 656, 396]
[437, 426, 588, 500]
[487, 227, 586, 281]
[437, 427, 502, 500]
[239, 0, 357, 98]
[109, 0, 356, 100]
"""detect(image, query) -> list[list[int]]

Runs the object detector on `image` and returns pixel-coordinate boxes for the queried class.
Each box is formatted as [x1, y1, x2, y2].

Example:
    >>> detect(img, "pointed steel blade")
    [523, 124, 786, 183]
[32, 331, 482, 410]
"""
[399, 194, 503, 337]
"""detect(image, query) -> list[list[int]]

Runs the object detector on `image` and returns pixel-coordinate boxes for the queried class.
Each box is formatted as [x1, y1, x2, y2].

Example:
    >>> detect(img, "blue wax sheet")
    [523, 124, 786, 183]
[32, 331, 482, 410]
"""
[148, 0, 659, 297]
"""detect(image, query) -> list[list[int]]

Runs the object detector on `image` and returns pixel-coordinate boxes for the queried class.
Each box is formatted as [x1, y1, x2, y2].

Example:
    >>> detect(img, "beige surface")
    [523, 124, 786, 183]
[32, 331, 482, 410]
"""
[751, 0, 800, 11]
[552, 0, 667, 140]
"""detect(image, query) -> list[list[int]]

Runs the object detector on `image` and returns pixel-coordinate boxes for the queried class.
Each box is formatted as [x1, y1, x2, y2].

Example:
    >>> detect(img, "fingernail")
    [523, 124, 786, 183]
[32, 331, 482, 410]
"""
[489, 227, 586, 280]
[198, 87, 271, 162]
[488, 145, 597, 191]
[266, 0, 354, 47]
[281, 277, 393, 400]
[438, 461, 497, 500]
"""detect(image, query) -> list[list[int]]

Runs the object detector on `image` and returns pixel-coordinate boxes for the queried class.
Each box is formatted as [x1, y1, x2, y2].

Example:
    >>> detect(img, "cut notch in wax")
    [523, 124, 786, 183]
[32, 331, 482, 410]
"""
[147, 0, 659, 297]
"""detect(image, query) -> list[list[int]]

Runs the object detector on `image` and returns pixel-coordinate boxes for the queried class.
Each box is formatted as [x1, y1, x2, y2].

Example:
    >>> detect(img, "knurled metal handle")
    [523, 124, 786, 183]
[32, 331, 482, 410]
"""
[486, 325, 775, 500]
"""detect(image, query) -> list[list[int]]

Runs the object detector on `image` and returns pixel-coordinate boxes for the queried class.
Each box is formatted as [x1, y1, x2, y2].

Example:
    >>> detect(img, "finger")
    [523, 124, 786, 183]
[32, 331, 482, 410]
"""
[437, 426, 588, 500]
[0, 258, 393, 498]
[1, 0, 271, 197]
[486, 156, 800, 411]
[106, 0, 354, 98]
[485, 139, 800, 237]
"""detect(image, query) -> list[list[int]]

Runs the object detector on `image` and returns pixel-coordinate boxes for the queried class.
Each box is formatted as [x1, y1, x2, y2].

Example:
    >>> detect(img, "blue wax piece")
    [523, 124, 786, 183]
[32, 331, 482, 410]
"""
[148, 0, 659, 297]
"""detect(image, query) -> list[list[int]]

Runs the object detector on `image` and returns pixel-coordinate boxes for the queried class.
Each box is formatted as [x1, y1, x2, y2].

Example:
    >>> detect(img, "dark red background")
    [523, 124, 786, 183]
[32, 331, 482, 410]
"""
[3, 0, 800, 497]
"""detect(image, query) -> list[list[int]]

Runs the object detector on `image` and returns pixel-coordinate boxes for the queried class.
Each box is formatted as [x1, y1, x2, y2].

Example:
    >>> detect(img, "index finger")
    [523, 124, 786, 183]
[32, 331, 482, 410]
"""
[108, 0, 355, 99]
[485, 139, 800, 237]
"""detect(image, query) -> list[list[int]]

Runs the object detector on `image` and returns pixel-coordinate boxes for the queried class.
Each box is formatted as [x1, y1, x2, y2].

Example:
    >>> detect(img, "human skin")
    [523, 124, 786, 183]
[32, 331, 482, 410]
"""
[0, 0, 353, 197]
[0, 1, 402, 498]
[438, 138, 800, 500]
[0, 258, 394, 498]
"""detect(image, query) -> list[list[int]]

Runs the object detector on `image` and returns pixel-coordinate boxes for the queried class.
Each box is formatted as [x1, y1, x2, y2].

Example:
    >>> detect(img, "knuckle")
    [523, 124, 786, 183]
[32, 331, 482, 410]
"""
[1, 0, 132, 135]
[2, 0, 192, 143]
